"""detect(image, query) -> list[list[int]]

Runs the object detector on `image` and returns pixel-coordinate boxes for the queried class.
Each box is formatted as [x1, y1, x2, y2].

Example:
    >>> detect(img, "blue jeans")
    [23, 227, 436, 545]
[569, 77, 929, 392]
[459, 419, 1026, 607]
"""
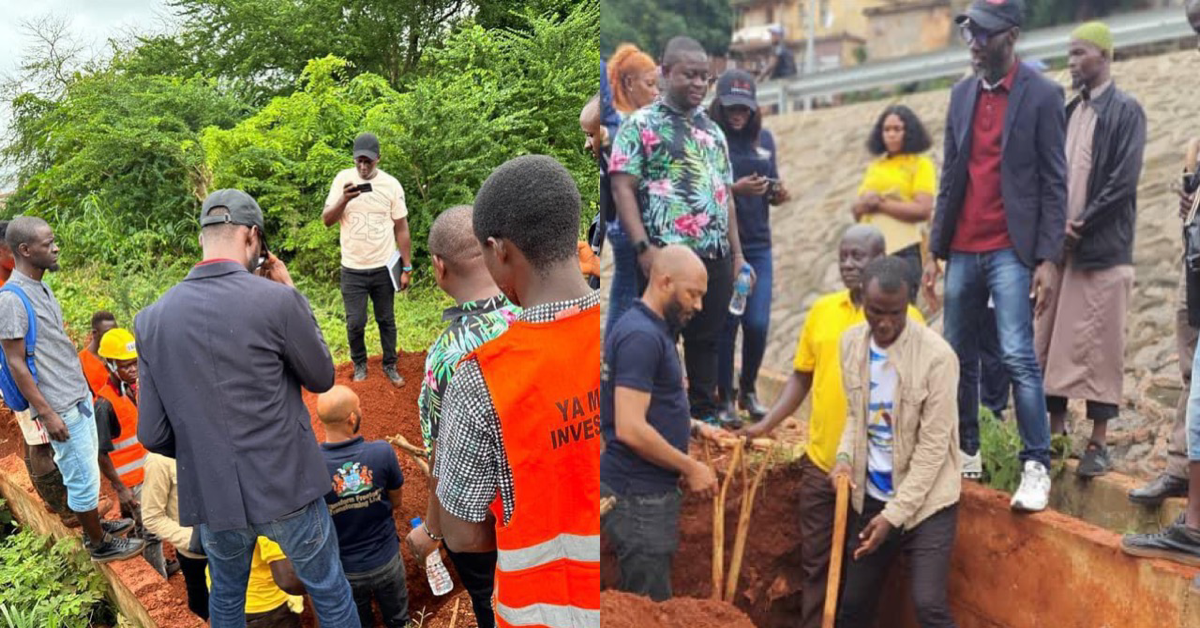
[718, 244, 772, 396]
[943, 249, 1051, 467]
[47, 399, 100, 512]
[1186, 338, 1200, 462]
[605, 220, 640, 337]
[201, 499, 360, 628]
[980, 306, 1012, 416]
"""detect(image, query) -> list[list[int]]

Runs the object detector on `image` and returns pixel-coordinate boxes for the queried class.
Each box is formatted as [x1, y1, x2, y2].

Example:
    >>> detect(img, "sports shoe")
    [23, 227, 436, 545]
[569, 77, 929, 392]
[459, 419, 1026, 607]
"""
[1076, 442, 1112, 478]
[384, 365, 405, 388]
[1129, 474, 1189, 506]
[352, 363, 368, 382]
[1011, 460, 1051, 512]
[87, 533, 145, 564]
[738, 390, 768, 421]
[101, 517, 135, 537]
[961, 450, 982, 480]
[1122, 523, 1200, 567]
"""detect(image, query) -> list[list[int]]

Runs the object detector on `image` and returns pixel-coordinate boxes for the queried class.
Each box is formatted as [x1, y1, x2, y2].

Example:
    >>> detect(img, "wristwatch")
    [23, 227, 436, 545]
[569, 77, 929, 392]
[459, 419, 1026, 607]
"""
[633, 239, 651, 255]
[402, 265, 413, 273]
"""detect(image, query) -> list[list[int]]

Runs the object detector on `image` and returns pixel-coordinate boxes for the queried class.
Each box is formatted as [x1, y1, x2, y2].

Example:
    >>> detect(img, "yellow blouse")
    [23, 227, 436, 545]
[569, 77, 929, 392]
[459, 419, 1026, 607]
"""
[856, 153, 937, 254]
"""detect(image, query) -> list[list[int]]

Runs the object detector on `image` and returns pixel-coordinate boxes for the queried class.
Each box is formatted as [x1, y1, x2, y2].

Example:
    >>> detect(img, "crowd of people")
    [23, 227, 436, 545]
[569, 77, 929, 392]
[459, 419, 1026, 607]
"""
[1, 135, 601, 624]
[595, 0, 1200, 625]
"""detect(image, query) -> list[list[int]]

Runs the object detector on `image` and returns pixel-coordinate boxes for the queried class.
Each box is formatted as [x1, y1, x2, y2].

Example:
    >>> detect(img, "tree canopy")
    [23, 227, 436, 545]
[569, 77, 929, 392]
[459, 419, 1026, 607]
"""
[600, 0, 732, 58]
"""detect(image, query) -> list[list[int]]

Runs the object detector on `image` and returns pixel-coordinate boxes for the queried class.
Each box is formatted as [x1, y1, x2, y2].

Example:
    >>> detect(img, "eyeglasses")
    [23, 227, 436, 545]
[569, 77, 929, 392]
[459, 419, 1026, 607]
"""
[959, 23, 1009, 46]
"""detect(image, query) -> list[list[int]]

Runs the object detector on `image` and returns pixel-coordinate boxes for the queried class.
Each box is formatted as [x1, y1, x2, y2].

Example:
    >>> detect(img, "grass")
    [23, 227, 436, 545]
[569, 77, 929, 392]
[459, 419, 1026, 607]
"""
[47, 260, 451, 364]
[979, 406, 1071, 494]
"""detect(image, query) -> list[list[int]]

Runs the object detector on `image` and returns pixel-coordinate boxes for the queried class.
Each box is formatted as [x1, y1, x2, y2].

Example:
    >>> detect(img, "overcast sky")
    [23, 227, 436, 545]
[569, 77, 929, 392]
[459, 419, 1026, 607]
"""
[1, 0, 169, 190]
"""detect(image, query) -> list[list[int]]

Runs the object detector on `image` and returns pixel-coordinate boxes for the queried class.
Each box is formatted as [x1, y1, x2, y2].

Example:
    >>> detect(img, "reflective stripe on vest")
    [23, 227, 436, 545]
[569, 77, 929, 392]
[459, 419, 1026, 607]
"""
[496, 533, 599, 573]
[494, 602, 600, 628]
[473, 306, 601, 628]
[97, 382, 148, 488]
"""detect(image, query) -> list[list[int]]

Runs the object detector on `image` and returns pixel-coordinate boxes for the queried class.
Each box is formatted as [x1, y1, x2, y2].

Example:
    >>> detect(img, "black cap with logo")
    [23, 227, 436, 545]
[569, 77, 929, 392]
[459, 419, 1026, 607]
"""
[353, 133, 381, 161]
[715, 69, 758, 109]
[955, 0, 1025, 32]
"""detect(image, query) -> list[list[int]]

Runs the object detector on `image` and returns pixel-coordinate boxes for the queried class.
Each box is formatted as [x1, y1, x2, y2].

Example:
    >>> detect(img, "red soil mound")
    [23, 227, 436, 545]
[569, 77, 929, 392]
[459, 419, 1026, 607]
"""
[600, 590, 755, 628]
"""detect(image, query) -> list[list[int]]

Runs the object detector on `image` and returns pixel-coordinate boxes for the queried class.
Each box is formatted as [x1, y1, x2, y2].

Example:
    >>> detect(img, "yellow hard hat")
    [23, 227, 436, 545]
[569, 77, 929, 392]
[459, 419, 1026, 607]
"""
[98, 328, 138, 361]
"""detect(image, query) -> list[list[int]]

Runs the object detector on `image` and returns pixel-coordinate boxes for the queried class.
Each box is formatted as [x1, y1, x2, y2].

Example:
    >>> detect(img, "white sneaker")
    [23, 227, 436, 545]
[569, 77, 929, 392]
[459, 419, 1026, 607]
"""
[961, 450, 982, 480]
[1011, 461, 1051, 512]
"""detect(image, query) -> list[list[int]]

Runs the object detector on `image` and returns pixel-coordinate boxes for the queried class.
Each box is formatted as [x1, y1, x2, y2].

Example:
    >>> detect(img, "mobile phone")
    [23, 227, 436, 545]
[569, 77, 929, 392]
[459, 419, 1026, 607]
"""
[356, 182, 373, 193]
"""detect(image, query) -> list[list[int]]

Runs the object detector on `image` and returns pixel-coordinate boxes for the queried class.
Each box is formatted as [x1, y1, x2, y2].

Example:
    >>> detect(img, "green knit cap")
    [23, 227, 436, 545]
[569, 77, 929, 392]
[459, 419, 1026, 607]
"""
[1071, 21, 1113, 56]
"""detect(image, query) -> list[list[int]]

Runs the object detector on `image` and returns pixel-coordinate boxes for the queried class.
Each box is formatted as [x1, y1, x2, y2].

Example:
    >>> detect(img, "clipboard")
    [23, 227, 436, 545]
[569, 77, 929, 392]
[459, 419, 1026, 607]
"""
[386, 250, 404, 292]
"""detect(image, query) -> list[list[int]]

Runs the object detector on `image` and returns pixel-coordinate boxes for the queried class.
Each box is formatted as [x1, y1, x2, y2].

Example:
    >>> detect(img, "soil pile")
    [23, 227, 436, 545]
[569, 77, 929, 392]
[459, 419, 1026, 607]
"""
[600, 590, 755, 628]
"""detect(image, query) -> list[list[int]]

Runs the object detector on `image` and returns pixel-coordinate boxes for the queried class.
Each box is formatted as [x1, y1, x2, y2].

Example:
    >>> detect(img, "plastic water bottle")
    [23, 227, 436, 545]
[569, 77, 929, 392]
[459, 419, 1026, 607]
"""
[729, 263, 756, 316]
[411, 517, 453, 596]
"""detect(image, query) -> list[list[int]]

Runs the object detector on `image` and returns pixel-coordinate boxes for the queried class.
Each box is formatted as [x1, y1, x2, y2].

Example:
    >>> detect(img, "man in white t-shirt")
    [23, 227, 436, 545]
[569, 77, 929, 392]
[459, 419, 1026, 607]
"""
[323, 133, 413, 386]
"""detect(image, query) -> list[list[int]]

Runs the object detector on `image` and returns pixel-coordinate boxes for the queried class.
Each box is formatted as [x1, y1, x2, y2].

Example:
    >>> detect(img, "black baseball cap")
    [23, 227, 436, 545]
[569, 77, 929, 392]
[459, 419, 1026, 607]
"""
[199, 189, 265, 232]
[715, 69, 758, 109]
[956, 0, 1025, 32]
[353, 133, 380, 161]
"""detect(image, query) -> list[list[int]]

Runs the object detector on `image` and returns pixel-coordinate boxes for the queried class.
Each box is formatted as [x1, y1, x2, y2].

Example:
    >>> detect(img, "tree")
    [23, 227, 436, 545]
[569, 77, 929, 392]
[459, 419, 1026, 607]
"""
[1024, 0, 1148, 29]
[600, 0, 732, 58]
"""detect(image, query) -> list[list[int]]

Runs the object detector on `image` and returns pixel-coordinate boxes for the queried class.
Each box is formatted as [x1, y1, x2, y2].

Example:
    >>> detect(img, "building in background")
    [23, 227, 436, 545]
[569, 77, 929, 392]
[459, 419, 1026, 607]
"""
[863, 0, 954, 61]
[728, 0, 887, 74]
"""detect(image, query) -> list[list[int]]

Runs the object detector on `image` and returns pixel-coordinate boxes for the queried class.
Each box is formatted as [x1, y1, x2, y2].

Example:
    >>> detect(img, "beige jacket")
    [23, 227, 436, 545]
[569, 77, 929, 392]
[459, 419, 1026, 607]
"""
[141, 452, 202, 559]
[836, 322, 961, 530]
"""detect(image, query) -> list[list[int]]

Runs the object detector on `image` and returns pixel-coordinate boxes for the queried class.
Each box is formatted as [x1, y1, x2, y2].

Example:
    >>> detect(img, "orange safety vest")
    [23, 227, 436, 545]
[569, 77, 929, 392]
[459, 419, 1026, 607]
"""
[473, 305, 601, 628]
[79, 350, 109, 397]
[96, 382, 148, 488]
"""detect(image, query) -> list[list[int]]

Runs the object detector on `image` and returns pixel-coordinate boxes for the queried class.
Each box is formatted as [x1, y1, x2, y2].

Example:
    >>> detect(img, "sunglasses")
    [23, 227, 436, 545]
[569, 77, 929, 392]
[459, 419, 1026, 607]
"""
[959, 23, 1011, 46]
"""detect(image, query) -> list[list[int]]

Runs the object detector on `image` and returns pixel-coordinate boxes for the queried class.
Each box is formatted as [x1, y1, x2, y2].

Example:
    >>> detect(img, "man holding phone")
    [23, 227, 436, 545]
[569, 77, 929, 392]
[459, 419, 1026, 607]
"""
[323, 132, 413, 387]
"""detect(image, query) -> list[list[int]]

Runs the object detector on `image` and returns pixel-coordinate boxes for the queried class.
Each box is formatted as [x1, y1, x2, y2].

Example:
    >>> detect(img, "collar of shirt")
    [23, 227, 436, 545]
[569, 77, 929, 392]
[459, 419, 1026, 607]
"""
[517, 290, 601, 323]
[1080, 79, 1113, 102]
[833, 289, 862, 313]
[980, 60, 1020, 93]
[320, 435, 364, 451]
[441, 294, 512, 323]
[9, 268, 40, 288]
[654, 98, 705, 124]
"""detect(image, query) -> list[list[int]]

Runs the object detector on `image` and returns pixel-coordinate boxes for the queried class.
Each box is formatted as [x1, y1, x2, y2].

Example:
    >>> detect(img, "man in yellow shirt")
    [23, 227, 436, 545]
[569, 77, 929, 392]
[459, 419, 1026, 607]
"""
[207, 537, 306, 627]
[740, 224, 923, 628]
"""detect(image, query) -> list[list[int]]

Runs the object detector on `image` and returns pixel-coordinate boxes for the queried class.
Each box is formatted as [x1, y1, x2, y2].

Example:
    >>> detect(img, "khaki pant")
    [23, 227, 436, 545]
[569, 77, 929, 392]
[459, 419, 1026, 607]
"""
[1170, 269, 1198, 479]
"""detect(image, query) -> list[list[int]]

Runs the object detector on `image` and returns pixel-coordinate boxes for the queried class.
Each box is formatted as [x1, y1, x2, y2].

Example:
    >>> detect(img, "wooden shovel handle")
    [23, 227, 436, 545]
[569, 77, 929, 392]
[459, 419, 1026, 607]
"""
[822, 474, 851, 628]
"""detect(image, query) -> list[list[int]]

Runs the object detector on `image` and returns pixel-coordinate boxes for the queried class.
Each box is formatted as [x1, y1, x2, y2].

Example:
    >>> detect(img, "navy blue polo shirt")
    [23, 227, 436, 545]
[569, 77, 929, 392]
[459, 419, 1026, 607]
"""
[728, 129, 779, 249]
[321, 436, 404, 574]
[600, 300, 690, 495]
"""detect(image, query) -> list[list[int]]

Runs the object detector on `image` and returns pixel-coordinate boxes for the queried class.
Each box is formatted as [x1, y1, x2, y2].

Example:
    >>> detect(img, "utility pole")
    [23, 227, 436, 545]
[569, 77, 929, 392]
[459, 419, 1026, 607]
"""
[803, 0, 817, 110]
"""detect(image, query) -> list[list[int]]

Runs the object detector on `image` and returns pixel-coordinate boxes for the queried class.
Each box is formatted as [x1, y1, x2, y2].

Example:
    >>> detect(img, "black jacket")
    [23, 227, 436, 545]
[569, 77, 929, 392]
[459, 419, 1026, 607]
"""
[930, 62, 1068, 268]
[1065, 84, 1146, 269]
[136, 261, 336, 531]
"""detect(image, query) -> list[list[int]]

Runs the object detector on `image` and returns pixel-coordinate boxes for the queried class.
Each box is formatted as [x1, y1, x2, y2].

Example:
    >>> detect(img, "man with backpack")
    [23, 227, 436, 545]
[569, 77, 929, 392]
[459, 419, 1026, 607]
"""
[0, 216, 144, 562]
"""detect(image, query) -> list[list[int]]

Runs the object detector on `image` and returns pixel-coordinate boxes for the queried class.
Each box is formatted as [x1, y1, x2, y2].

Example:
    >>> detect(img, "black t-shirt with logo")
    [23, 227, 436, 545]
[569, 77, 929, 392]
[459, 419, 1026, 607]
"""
[321, 436, 404, 574]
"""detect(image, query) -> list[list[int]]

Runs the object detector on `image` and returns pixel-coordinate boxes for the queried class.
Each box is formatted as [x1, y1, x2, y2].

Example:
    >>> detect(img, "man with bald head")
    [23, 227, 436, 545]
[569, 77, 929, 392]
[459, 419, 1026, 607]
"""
[601, 244, 725, 601]
[739, 224, 922, 628]
[408, 205, 517, 628]
[317, 385, 410, 628]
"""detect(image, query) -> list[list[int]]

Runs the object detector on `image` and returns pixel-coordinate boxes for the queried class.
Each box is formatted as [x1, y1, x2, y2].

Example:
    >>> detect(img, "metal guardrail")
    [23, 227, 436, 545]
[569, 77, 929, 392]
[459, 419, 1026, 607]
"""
[754, 7, 1193, 113]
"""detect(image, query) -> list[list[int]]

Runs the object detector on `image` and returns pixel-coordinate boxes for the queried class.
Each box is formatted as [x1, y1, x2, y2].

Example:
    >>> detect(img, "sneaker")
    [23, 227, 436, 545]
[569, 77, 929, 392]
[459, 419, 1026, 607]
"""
[1121, 523, 1200, 567]
[87, 533, 146, 564]
[1011, 461, 1051, 512]
[1129, 474, 1189, 506]
[961, 450, 983, 480]
[101, 517, 135, 537]
[384, 365, 405, 388]
[352, 363, 368, 382]
[1076, 442, 1112, 478]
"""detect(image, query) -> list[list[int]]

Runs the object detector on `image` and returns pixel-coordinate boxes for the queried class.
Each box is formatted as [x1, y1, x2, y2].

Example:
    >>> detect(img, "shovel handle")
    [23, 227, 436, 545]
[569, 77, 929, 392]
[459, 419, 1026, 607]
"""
[822, 474, 851, 628]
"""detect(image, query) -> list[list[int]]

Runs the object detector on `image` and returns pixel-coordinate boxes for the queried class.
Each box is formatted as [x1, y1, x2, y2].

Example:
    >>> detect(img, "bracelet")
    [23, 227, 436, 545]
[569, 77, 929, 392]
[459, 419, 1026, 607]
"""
[402, 266, 413, 272]
[836, 453, 851, 464]
[423, 524, 443, 542]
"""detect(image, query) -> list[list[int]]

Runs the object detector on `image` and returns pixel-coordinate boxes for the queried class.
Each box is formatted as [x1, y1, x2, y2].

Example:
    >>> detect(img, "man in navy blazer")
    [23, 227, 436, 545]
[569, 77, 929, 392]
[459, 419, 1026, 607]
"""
[136, 190, 360, 627]
[922, 0, 1065, 513]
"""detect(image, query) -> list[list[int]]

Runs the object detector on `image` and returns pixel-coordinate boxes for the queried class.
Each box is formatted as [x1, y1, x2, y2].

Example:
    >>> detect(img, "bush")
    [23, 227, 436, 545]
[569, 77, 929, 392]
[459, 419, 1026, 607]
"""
[979, 407, 1070, 493]
[0, 526, 113, 628]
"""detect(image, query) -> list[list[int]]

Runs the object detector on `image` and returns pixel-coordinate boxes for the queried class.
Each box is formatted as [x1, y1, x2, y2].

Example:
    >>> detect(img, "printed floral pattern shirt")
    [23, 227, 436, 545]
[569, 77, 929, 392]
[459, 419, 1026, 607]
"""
[418, 294, 521, 455]
[609, 99, 735, 259]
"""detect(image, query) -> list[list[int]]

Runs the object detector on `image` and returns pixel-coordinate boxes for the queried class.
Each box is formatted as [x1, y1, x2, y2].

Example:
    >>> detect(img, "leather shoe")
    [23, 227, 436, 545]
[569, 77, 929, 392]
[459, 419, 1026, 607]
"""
[738, 390, 768, 421]
[352, 363, 368, 382]
[1129, 474, 1188, 506]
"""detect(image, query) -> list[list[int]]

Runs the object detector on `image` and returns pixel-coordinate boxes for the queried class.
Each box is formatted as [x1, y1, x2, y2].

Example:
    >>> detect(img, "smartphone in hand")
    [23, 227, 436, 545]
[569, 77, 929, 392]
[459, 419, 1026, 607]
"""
[356, 182, 373, 193]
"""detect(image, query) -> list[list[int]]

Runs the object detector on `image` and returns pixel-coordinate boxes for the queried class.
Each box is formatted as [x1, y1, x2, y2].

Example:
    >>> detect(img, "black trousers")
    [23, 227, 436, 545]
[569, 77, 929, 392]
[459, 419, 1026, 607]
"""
[444, 546, 498, 628]
[837, 497, 958, 628]
[346, 551, 410, 628]
[340, 266, 397, 368]
[177, 553, 211, 621]
[636, 254, 733, 418]
[600, 483, 682, 602]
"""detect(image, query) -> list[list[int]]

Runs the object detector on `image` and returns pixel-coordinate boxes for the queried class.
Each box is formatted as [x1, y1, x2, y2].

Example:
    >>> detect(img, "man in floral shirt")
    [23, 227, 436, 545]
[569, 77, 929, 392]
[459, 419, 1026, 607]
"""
[610, 35, 748, 426]
[407, 205, 517, 628]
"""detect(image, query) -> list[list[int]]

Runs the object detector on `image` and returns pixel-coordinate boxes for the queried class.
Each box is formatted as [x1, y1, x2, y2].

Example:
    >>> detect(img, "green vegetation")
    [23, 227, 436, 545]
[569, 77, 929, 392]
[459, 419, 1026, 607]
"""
[2, 0, 599, 358]
[600, 0, 732, 57]
[0, 526, 113, 628]
[979, 407, 1071, 493]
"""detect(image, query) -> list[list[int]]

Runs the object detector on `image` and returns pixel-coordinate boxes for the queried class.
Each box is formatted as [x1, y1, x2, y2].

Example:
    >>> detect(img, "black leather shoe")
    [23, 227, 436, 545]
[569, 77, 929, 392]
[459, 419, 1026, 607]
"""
[739, 390, 768, 421]
[1129, 474, 1188, 506]
[352, 363, 368, 382]
[1122, 523, 1200, 567]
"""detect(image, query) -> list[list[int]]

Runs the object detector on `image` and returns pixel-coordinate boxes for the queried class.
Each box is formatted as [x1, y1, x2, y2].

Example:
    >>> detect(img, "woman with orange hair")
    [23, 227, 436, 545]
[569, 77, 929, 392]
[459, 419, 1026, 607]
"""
[602, 44, 660, 336]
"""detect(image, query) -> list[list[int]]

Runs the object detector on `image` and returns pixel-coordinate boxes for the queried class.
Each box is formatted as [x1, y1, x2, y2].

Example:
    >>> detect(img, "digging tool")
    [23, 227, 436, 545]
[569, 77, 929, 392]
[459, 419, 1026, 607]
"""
[449, 597, 461, 628]
[386, 434, 432, 478]
[725, 448, 772, 602]
[822, 474, 851, 628]
[713, 440, 744, 601]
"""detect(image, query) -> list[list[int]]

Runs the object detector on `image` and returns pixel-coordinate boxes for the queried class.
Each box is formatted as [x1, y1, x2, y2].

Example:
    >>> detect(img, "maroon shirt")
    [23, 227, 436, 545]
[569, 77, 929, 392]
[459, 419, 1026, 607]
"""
[951, 62, 1019, 253]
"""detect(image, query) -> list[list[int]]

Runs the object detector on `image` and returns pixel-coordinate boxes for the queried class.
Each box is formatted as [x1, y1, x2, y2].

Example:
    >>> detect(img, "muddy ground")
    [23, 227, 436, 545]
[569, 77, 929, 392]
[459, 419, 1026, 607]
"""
[0, 353, 479, 628]
[600, 590, 754, 627]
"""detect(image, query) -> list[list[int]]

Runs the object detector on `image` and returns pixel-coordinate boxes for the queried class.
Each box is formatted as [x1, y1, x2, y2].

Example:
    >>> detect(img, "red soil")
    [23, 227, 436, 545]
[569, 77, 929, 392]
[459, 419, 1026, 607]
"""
[599, 590, 755, 628]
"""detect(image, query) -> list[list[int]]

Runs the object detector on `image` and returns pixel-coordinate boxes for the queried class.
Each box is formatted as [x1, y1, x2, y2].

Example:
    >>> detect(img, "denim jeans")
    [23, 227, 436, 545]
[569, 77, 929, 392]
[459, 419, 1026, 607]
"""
[600, 483, 682, 602]
[1185, 337, 1200, 462]
[444, 546, 497, 628]
[942, 249, 1051, 467]
[718, 244, 772, 396]
[340, 266, 397, 369]
[346, 551, 409, 628]
[605, 220, 640, 338]
[47, 399, 100, 512]
[201, 498, 360, 628]
[979, 305, 1012, 416]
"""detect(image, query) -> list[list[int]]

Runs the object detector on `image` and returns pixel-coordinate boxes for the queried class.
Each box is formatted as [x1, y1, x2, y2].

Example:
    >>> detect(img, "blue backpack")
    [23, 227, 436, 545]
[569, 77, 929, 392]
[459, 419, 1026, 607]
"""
[0, 284, 38, 412]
